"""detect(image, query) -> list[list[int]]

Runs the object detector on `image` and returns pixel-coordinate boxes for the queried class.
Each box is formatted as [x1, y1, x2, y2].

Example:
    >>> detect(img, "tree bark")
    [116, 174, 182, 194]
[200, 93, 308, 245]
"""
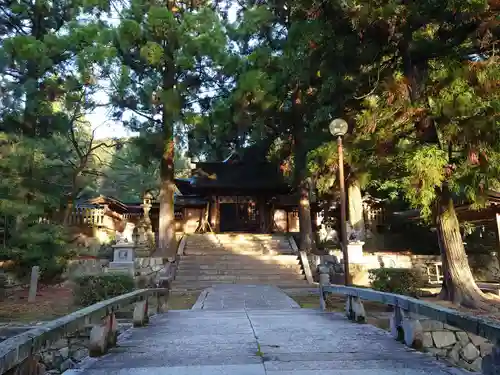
[347, 179, 365, 240]
[298, 182, 314, 252]
[293, 109, 315, 253]
[157, 134, 177, 259]
[436, 185, 495, 309]
[62, 198, 73, 226]
[156, 61, 177, 259]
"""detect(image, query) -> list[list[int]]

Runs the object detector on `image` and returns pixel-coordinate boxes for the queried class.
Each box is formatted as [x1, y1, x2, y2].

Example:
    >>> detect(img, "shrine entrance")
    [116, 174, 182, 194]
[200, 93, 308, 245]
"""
[219, 196, 260, 233]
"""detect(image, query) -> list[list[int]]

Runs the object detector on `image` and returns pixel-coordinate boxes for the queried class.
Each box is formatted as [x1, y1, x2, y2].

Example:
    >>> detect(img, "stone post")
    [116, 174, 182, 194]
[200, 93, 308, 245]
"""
[157, 291, 169, 313]
[133, 299, 149, 327]
[89, 312, 118, 357]
[482, 340, 500, 375]
[318, 266, 329, 311]
[390, 306, 405, 341]
[389, 306, 423, 348]
[142, 191, 155, 250]
[28, 266, 39, 303]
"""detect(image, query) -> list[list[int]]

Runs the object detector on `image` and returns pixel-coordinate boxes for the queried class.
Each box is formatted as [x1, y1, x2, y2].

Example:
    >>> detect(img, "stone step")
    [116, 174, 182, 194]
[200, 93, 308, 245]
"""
[187, 236, 291, 243]
[185, 242, 292, 248]
[194, 238, 290, 243]
[183, 249, 298, 256]
[187, 243, 291, 249]
[178, 260, 301, 268]
[179, 254, 299, 262]
[174, 274, 306, 282]
[178, 263, 301, 271]
[178, 261, 302, 269]
[176, 268, 303, 276]
[171, 280, 309, 292]
[183, 250, 295, 256]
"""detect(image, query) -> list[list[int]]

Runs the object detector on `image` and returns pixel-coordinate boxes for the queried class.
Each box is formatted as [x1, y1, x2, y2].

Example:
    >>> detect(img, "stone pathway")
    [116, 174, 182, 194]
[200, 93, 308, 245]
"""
[192, 284, 301, 310]
[65, 285, 468, 375]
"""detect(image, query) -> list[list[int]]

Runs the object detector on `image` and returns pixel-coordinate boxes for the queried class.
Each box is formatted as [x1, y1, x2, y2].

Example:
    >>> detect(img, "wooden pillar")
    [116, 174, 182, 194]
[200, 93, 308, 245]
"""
[259, 198, 267, 233]
[214, 196, 220, 233]
[286, 209, 290, 233]
[210, 197, 217, 231]
[495, 213, 500, 269]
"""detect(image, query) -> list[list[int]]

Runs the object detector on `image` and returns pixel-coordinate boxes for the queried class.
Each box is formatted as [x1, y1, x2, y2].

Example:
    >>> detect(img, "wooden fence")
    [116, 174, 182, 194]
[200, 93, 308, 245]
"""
[67, 207, 142, 227]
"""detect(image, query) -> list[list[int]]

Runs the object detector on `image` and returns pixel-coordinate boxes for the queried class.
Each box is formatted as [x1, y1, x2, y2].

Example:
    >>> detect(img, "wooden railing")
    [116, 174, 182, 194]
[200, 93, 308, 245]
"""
[67, 207, 105, 226]
[319, 271, 500, 375]
[67, 208, 142, 227]
[0, 287, 170, 375]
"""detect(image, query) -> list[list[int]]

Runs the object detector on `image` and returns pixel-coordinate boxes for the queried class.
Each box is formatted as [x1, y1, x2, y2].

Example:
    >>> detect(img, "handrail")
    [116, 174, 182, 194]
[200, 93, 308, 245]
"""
[288, 236, 314, 284]
[0, 287, 169, 375]
[320, 283, 500, 344]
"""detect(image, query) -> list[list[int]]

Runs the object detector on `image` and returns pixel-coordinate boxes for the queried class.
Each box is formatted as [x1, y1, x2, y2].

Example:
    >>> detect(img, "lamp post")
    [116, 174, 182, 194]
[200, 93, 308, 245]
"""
[329, 118, 351, 286]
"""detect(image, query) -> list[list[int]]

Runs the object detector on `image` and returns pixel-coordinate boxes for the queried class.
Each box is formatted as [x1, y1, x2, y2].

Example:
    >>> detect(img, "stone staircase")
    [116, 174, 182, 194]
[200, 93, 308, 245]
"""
[172, 233, 309, 291]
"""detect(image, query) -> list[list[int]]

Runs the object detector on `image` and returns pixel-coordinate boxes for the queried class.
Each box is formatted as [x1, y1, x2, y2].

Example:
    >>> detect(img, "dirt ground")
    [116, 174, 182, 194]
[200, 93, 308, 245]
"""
[0, 285, 75, 323]
[290, 291, 500, 331]
[0, 285, 199, 323]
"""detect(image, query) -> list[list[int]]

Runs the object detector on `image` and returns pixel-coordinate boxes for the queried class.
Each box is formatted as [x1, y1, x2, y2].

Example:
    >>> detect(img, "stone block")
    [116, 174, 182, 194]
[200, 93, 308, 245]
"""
[107, 313, 118, 347]
[156, 294, 168, 313]
[345, 296, 354, 320]
[461, 342, 481, 363]
[482, 345, 500, 375]
[420, 319, 444, 331]
[59, 358, 75, 372]
[456, 331, 470, 347]
[390, 307, 404, 341]
[444, 323, 460, 331]
[469, 357, 483, 372]
[58, 347, 69, 360]
[449, 342, 461, 363]
[319, 272, 329, 286]
[432, 331, 456, 348]
[71, 348, 88, 362]
[402, 319, 423, 348]
[480, 342, 494, 357]
[133, 300, 148, 327]
[88, 325, 109, 357]
[468, 332, 488, 347]
[422, 332, 433, 348]
[426, 347, 448, 357]
[352, 297, 366, 323]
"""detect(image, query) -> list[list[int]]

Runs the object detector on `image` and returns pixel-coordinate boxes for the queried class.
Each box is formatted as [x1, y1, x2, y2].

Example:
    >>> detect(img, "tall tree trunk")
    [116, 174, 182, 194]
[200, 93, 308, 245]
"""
[157, 63, 177, 259]
[158, 138, 177, 258]
[347, 179, 365, 240]
[436, 185, 493, 309]
[293, 113, 315, 253]
[298, 181, 315, 252]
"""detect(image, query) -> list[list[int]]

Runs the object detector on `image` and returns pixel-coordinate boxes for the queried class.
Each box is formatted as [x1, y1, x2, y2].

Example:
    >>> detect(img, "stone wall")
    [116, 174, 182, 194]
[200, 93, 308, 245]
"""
[37, 323, 131, 374]
[318, 249, 500, 287]
[419, 318, 493, 372]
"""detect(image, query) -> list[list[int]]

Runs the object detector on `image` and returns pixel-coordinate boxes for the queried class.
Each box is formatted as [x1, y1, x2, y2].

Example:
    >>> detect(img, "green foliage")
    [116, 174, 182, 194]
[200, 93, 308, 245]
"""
[0, 223, 70, 284]
[369, 268, 424, 297]
[72, 274, 135, 307]
[0, 0, 112, 279]
[402, 146, 448, 219]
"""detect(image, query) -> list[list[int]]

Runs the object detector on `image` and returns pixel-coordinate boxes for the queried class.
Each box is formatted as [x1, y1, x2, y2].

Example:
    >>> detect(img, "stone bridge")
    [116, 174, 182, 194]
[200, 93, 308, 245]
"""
[1, 283, 499, 375]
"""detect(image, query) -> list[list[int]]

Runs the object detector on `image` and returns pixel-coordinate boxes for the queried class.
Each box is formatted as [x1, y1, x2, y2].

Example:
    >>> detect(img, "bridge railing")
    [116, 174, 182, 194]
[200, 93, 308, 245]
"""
[0, 287, 170, 375]
[319, 271, 500, 375]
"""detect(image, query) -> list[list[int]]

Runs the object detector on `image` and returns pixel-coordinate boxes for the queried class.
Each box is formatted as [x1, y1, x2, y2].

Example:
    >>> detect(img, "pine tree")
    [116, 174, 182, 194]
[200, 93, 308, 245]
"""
[351, 2, 500, 308]
[111, 0, 227, 257]
[0, 0, 110, 280]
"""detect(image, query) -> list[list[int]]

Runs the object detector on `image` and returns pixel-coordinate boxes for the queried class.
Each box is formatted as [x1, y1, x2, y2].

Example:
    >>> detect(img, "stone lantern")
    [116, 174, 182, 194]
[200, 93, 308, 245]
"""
[141, 191, 155, 250]
[143, 191, 153, 207]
